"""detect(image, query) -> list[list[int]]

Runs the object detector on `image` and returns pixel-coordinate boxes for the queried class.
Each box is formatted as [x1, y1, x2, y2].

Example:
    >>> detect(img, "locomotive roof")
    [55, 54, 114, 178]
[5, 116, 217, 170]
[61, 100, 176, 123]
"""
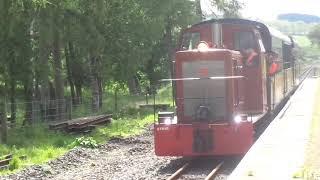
[192, 18, 293, 51]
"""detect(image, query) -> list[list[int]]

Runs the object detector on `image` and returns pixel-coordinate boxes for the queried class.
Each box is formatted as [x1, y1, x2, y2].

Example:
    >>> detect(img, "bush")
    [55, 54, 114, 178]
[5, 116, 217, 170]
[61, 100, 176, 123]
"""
[9, 156, 21, 171]
[73, 137, 98, 148]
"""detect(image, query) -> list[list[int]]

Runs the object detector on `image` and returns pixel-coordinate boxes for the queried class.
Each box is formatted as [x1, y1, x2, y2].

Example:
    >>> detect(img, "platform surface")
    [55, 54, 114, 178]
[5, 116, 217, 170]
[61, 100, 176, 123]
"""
[229, 78, 319, 180]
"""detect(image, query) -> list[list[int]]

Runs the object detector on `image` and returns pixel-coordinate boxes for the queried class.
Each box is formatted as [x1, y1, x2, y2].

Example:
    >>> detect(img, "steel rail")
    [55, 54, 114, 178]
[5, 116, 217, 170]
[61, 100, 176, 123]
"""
[204, 161, 224, 180]
[0, 154, 13, 169]
[167, 160, 224, 180]
[167, 162, 190, 180]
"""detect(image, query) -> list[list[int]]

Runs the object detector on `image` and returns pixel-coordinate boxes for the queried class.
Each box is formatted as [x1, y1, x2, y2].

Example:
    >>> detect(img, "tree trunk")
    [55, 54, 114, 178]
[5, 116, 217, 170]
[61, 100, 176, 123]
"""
[65, 44, 76, 104]
[128, 76, 139, 95]
[114, 88, 118, 111]
[9, 79, 16, 124]
[69, 42, 82, 104]
[52, 29, 64, 121]
[195, 0, 204, 20]
[75, 83, 82, 104]
[38, 9, 50, 121]
[164, 16, 176, 105]
[0, 99, 7, 144]
[90, 56, 100, 112]
[0, 0, 9, 143]
[23, 82, 33, 125]
[48, 82, 56, 121]
[97, 76, 103, 108]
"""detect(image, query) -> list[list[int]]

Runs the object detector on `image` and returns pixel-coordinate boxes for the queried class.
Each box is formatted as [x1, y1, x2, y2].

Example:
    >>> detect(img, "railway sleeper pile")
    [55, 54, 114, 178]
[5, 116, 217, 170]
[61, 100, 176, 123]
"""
[0, 154, 12, 170]
[49, 114, 112, 133]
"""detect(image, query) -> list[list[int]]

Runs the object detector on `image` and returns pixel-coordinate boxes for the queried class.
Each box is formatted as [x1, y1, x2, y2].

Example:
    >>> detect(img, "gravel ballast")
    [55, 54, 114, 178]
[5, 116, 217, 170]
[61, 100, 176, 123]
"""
[0, 127, 240, 180]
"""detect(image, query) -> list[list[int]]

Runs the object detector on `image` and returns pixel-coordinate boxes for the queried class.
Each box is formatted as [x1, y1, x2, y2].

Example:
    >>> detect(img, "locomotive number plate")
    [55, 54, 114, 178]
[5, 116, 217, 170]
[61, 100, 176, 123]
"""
[156, 127, 169, 131]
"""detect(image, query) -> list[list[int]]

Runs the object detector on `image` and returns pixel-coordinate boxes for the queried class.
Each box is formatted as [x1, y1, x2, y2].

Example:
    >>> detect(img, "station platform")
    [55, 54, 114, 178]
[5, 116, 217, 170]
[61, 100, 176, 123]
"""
[229, 78, 319, 180]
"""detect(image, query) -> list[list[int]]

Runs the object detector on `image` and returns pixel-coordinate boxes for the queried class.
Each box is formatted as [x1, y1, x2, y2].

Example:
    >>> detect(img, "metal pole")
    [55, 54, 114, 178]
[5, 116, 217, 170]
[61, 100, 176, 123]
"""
[70, 98, 72, 120]
[146, 92, 148, 105]
[171, 61, 176, 107]
[114, 88, 118, 112]
[44, 100, 47, 122]
[153, 86, 156, 123]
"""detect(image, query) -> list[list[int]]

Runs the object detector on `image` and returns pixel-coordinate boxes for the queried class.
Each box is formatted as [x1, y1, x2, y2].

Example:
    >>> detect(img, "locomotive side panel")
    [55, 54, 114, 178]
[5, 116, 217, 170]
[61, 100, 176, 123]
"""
[222, 23, 267, 114]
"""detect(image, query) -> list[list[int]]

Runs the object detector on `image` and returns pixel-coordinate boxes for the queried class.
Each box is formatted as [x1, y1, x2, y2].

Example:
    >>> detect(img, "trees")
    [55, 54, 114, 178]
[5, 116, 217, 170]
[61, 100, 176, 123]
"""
[309, 25, 320, 46]
[198, 0, 243, 19]
[214, 0, 243, 18]
[0, 0, 242, 130]
[139, 0, 200, 89]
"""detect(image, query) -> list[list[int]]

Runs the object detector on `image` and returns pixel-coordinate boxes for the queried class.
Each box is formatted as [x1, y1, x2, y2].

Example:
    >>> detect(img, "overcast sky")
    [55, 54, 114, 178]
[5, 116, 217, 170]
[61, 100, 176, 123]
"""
[201, 0, 320, 21]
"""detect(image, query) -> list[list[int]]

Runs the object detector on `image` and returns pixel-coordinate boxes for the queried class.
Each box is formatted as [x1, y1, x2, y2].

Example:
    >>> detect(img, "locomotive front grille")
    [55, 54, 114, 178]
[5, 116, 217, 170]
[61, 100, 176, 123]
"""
[182, 60, 226, 121]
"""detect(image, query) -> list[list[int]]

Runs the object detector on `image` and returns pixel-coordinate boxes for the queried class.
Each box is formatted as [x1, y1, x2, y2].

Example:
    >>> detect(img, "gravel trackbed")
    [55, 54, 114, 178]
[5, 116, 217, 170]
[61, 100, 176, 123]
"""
[1, 127, 239, 180]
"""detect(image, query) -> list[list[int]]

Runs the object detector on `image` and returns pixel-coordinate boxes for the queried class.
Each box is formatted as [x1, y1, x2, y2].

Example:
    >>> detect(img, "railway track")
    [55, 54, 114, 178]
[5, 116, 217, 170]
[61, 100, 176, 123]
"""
[0, 154, 13, 170]
[167, 160, 224, 180]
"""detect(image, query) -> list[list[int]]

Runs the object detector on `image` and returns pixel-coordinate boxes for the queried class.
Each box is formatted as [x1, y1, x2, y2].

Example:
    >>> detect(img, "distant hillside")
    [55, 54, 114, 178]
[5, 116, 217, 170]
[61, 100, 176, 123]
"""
[278, 13, 320, 23]
[265, 20, 316, 35]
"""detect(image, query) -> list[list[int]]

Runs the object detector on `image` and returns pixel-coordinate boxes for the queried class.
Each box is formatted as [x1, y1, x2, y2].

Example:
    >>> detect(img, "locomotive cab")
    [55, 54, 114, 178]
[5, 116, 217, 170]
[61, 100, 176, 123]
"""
[154, 19, 291, 157]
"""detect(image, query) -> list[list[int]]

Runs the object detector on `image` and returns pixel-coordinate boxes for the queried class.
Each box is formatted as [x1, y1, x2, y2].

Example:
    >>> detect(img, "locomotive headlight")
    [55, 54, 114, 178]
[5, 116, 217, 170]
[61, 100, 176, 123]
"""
[158, 112, 174, 125]
[164, 118, 172, 125]
[197, 41, 209, 52]
[234, 115, 242, 124]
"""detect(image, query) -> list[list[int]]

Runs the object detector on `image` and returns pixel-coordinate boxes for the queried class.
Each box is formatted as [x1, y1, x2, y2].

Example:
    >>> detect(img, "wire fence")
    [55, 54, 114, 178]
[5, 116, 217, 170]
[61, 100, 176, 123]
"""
[4, 85, 173, 125]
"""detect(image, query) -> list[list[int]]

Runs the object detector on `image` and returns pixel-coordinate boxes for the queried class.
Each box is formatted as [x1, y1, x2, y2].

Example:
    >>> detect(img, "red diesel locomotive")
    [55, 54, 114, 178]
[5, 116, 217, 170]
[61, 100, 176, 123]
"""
[154, 18, 311, 156]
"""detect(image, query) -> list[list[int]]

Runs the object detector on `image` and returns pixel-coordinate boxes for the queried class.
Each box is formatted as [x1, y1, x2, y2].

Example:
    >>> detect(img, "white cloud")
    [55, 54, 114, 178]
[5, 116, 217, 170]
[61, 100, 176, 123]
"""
[241, 0, 320, 20]
[201, 0, 320, 21]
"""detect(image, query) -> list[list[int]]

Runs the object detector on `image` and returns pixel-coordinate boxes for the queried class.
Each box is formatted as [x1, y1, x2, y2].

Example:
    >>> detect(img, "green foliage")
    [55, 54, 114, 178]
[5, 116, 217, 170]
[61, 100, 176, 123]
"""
[0, 83, 173, 174]
[293, 35, 320, 61]
[309, 24, 320, 46]
[212, 0, 243, 18]
[91, 112, 154, 143]
[7, 125, 74, 148]
[9, 157, 21, 171]
[265, 20, 320, 62]
[0, 125, 73, 173]
[0, 0, 243, 174]
[293, 36, 312, 47]
[72, 137, 98, 149]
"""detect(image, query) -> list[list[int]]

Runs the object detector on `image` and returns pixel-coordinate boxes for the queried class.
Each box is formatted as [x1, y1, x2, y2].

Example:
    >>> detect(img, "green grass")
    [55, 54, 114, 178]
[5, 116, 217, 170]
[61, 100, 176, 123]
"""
[91, 109, 155, 143]
[0, 125, 74, 174]
[0, 110, 155, 175]
[0, 85, 173, 175]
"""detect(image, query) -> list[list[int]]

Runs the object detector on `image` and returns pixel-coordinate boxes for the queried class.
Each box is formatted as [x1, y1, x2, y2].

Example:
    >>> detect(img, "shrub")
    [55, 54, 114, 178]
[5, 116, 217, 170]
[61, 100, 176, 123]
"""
[9, 157, 21, 171]
[73, 137, 98, 148]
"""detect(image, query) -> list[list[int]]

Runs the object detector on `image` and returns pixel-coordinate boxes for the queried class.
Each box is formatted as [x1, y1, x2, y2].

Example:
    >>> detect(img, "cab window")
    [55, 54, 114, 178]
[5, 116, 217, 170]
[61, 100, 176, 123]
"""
[234, 31, 256, 50]
[181, 32, 200, 50]
[272, 37, 283, 59]
[283, 42, 292, 69]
